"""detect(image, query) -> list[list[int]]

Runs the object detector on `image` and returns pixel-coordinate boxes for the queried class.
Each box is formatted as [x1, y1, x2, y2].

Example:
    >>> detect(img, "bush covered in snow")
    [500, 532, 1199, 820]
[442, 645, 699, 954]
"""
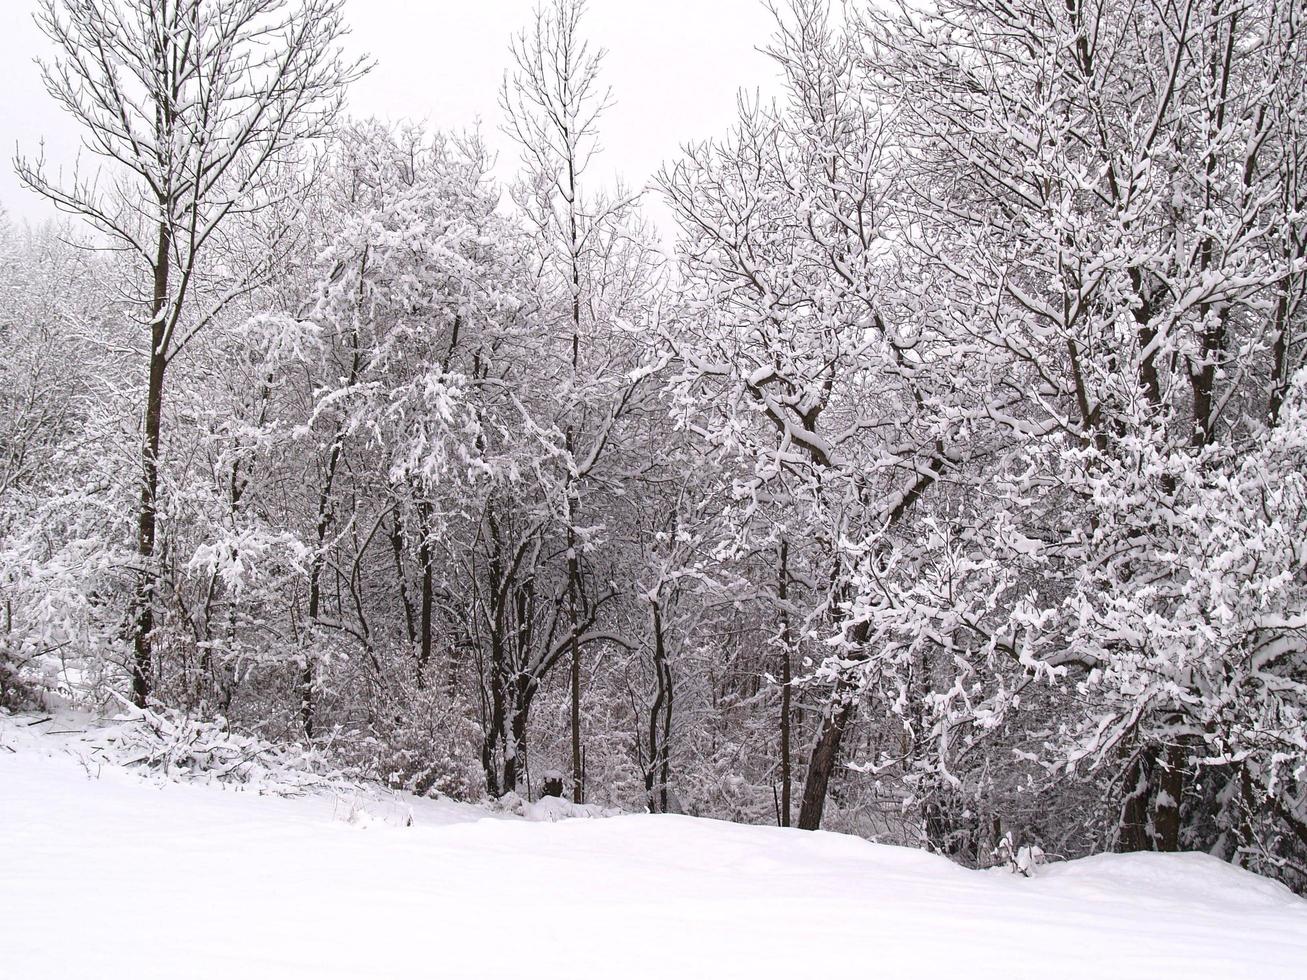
[327, 679, 487, 802]
[494, 790, 622, 822]
[87, 698, 343, 795]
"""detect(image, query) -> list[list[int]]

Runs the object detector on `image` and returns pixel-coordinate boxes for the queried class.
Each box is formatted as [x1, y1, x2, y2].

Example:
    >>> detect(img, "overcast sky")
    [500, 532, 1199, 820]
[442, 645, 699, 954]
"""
[0, 0, 781, 237]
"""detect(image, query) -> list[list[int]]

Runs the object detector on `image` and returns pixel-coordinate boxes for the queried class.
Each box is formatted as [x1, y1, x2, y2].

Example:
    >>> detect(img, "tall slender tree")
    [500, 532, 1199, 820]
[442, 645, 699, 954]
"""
[500, 0, 644, 802]
[16, 0, 364, 706]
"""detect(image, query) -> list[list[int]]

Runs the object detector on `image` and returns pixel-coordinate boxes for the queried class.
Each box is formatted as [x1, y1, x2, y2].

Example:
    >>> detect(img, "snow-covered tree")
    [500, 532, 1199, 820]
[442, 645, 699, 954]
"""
[16, 0, 364, 706]
[659, 0, 961, 829]
[832, 0, 1307, 873]
[500, 0, 666, 801]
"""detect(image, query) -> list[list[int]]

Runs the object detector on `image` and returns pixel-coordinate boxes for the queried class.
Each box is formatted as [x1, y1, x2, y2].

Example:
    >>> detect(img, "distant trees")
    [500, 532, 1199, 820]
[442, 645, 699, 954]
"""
[0, 220, 129, 707]
[213, 119, 536, 777]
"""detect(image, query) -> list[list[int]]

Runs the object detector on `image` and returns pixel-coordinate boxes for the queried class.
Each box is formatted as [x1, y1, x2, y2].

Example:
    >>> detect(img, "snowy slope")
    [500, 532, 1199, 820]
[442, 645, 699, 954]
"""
[2, 714, 1304, 980]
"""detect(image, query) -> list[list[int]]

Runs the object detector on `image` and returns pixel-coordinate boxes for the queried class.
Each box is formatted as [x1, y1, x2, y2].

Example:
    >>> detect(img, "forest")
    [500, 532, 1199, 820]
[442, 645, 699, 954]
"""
[1, 0, 1305, 897]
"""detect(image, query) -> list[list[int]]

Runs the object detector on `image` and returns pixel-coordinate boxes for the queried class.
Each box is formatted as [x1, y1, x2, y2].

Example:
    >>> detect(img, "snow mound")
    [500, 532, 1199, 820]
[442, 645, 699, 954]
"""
[496, 789, 623, 822]
[1037, 848, 1303, 911]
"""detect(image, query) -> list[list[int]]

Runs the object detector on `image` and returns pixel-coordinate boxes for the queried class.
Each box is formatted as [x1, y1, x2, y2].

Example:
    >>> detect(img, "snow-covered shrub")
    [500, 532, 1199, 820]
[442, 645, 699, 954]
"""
[0, 651, 39, 711]
[493, 791, 621, 822]
[88, 697, 342, 794]
[325, 660, 486, 801]
[995, 833, 1047, 877]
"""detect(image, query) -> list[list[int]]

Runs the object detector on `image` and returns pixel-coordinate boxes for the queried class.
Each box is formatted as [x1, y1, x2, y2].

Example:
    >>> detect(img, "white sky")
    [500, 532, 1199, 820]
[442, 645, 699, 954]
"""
[0, 0, 781, 237]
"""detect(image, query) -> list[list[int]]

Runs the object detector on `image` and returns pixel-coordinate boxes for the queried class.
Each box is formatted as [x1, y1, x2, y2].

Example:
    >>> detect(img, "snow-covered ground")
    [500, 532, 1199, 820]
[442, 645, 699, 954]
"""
[3, 712, 1305, 980]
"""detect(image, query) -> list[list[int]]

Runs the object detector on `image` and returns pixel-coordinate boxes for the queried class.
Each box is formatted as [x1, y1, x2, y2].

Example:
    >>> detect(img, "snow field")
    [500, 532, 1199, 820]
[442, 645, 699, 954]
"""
[2, 714, 1304, 979]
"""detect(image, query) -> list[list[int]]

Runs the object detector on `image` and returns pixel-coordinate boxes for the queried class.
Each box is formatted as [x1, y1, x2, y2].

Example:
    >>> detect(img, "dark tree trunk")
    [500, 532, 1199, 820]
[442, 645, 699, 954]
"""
[566, 145, 585, 805]
[646, 599, 674, 813]
[480, 501, 516, 797]
[797, 694, 855, 830]
[503, 687, 533, 795]
[777, 540, 793, 827]
[1267, 283, 1293, 427]
[567, 512, 583, 804]
[303, 424, 347, 738]
[1118, 748, 1153, 852]
[417, 499, 434, 686]
[386, 509, 417, 650]
[130, 219, 172, 707]
[302, 553, 322, 737]
[1153, 743, 1186, 852]
[482, 619, 508, 798]
[796, 615, 868, 831]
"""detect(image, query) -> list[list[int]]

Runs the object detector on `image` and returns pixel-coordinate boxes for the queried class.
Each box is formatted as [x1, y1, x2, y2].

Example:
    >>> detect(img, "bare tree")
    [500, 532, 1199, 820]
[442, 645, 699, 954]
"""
[500, 0, 645, 802]
[15, 0, 365, 706]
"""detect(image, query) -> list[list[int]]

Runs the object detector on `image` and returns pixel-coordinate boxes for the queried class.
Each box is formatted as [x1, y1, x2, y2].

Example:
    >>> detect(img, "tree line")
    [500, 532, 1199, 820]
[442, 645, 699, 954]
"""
[2, 0, 1304, 891]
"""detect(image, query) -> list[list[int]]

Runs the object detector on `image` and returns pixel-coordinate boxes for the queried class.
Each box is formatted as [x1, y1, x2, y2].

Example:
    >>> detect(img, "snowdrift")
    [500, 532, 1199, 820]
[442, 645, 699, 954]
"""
[1, 712, 1304, 980]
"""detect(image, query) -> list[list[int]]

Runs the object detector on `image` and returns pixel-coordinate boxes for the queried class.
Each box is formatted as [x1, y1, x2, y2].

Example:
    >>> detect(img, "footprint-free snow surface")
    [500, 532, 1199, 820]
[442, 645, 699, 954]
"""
[3, 714, 1305, 979]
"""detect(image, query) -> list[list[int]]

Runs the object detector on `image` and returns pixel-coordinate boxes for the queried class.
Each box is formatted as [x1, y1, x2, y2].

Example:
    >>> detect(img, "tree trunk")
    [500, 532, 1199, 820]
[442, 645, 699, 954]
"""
[503, 681, 534, 796]
[302, 424, 347, 737]
[567, 498, 583, 804]
[1267, 282, 1292, 427]
[130, 219, 172, 707]
[797, 694, 855, 830]
[1118, 748, 1153, 852]
[778, 540, 793, 827]
[1153, 743, 1186, 852]
[566, 133, 585, 805]
[386, 509, 417, 650]
[646, 599, 674, 813]
[302, 432, 346, 739]
[483, 622, 508, 798]
[417, 499, 434, 686]
[796, 615, 868, 831]
[773, 546, 794, 831]
[302, 552, 322, 737]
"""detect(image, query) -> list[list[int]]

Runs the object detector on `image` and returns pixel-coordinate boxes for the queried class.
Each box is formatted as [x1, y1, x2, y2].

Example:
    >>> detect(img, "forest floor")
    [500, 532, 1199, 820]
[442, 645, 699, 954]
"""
[2, 707, 1305, 979]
